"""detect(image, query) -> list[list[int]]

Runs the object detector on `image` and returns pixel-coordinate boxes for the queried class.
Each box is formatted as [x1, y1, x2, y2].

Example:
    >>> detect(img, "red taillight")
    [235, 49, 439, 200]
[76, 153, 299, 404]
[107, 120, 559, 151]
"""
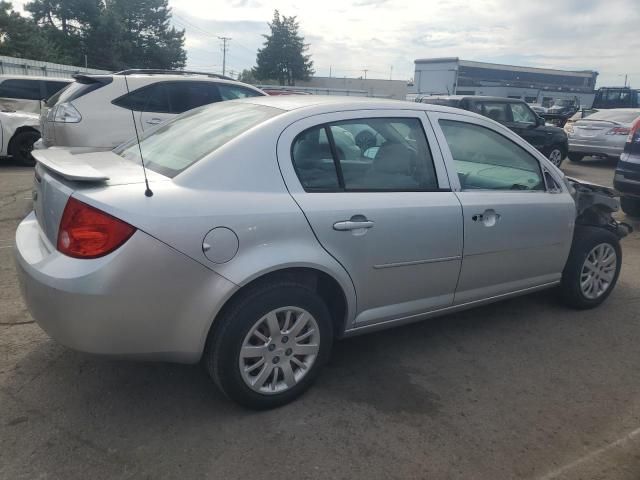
[607, 126, 631, 136]
[627, 117, 640, 143]
[57, 197, 135, 259]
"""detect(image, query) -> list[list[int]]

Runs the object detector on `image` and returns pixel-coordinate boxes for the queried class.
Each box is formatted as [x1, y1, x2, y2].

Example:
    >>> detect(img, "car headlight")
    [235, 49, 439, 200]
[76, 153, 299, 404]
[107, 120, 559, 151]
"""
[53, 102, 82, 123]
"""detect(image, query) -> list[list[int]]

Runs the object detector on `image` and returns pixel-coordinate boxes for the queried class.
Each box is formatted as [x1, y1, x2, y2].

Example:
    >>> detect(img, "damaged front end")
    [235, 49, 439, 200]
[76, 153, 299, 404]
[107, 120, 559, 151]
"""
[566, 177, 633, 238]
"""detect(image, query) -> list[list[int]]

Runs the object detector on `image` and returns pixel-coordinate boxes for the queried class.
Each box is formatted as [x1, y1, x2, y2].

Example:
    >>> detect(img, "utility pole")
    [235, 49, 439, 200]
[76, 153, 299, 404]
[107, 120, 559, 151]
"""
[329, 65, 332, 78]
[363, 68, 368, 80]
[218, 36, 231, 76]
[389, 65, 393, 80]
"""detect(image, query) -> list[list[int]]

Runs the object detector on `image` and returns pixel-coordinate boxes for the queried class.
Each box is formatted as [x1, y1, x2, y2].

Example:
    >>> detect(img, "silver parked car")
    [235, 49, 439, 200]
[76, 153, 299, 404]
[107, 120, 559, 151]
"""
[567, 108, 640, 162]
[15, 96, 629, 409]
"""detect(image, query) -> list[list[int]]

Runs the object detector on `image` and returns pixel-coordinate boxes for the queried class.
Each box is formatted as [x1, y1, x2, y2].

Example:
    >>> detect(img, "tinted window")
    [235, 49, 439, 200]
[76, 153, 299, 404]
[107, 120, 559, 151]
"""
[44, 81, 69, 98]
[439, 119, 544, 191]
[510, 103, 536, 124]
[218, 84, 262, 100]
[168, 82, 221, 113]
[292, 118, 438, 191]
[113, 82, 170, 112]
[0, 79, 43, 100]
[116, 102, 281, 178]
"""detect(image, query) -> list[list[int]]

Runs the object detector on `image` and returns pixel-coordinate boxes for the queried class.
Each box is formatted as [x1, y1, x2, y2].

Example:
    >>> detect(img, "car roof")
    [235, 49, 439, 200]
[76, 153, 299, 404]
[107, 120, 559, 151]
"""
[0, 74, 71, 82]
[426, 95, 527, 103]
[235, 94, 480, 117]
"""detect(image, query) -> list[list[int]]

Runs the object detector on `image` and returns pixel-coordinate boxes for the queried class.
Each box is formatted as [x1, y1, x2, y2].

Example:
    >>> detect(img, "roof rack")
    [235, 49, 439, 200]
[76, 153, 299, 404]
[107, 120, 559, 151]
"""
[113, 69, 235, 81]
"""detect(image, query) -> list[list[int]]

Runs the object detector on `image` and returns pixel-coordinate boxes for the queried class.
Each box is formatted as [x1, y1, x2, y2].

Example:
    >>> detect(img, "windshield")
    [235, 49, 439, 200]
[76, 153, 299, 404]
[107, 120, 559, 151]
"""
[583, 109, 640, 123]
[552, 99, 574, 107]
[116, 101, 282, 178]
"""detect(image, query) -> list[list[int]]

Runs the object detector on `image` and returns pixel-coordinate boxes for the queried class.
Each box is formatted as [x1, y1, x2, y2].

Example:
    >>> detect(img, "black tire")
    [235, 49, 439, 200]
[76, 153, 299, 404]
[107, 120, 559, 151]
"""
[568, 152, 584, 163]
[559, 226, 622, 309]
[204, 280, 333, 409]
[9, 130, 40, 166]
[547, 146, 565, 168]
[620, 196, 640, 217]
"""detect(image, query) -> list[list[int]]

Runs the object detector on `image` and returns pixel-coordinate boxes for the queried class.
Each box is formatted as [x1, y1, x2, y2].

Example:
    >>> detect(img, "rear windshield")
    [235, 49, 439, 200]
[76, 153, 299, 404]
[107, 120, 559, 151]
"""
[116, 101, 282, 178]
[46, 78, 110, 107]
[584, 110, 640, 123]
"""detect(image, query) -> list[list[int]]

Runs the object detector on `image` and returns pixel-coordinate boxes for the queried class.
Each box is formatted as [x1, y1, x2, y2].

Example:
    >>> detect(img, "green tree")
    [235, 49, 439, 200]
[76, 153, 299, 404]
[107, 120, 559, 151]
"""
[238, 68, 257, 84]
[0, 1, 63, 61]
[254, 10, 313, 86]
[19, 0, 185, 70]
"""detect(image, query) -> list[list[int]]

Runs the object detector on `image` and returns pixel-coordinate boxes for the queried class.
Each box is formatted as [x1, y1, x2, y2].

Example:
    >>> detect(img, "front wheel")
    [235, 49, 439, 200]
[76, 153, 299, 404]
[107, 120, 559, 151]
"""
[559, 226, 621, 309]
[547, 147, 564, 167]
[620, 196, 640, 217]
[568, 152, 584, 163]
[204, 280, 333, 409]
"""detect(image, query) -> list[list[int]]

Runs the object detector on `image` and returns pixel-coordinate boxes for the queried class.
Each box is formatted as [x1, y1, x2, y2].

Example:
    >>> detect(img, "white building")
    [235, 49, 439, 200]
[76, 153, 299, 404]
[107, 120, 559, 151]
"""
[410, 57, 599, 107]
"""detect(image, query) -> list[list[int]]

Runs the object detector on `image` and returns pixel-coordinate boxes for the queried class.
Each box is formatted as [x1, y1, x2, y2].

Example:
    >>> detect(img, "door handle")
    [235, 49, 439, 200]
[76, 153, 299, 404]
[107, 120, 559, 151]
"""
[472, 209, 500, 227]
[146, 118, 163, 125]
[333, 218, 374, 231]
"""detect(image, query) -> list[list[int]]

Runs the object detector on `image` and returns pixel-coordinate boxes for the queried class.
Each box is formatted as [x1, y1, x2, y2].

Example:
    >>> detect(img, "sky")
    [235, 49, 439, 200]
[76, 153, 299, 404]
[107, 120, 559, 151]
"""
[11, 0, 640, 87]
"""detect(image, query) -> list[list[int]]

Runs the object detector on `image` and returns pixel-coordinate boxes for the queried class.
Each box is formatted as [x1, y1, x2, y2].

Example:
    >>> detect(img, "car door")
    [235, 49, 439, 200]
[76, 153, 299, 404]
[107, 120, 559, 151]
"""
[428, 110, 575, 305]
[277, 110, 463, 327]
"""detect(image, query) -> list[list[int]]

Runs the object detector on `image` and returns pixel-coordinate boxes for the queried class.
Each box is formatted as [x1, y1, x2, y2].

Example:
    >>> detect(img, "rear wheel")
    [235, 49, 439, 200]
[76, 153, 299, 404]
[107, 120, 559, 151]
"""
[204, 280, 333, 409]
[620, 196, 640, 217]
[548, 147, 564, 167]
[9, 130, 40, 166]
[568, 152, 584, 163]
[559, 226, 621, 309]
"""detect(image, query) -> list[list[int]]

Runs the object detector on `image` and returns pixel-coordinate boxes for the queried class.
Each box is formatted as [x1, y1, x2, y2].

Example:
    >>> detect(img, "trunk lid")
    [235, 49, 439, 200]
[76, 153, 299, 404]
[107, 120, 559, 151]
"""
[573, 119, 619, 139]
[31, 149, 168, 245]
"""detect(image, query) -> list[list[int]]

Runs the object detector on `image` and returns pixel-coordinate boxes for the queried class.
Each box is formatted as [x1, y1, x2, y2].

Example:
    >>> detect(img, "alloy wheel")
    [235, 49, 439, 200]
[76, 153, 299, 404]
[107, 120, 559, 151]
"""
[580, 243, 617, 300]
[239, 306, 320, 394]
[549, 148, 563, 166]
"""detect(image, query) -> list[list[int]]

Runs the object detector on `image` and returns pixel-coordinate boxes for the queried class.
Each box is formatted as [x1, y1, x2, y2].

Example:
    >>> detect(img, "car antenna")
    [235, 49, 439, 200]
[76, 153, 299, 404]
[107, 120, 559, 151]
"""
[123, 73, 153, 197]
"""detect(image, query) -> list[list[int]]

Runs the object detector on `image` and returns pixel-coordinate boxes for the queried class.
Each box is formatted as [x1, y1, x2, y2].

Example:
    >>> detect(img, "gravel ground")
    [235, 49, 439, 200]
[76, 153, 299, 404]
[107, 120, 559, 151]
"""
[1, 156, 640, 480]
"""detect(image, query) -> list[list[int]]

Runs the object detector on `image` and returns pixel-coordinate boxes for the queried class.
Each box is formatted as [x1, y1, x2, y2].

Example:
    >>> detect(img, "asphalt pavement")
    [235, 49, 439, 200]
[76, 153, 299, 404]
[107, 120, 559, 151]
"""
[1, 156, 640, 480]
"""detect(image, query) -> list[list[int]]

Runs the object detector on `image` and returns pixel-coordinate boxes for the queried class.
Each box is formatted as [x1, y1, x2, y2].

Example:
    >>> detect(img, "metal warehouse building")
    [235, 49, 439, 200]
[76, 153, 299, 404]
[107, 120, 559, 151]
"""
[410, 57, 598, 107]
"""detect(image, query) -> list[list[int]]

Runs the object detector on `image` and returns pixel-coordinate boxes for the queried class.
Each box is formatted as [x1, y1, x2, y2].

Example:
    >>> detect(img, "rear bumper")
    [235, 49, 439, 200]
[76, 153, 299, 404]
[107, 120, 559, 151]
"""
[614, 159, 640, 198]
[14, 212, 238, 363]
[568, 141, 624, 158]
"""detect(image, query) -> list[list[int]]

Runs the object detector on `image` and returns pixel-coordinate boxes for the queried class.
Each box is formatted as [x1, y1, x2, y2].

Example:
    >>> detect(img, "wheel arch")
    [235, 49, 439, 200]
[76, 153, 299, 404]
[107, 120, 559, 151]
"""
[8, 126, 40, 156]
[200, 264, 356, 361]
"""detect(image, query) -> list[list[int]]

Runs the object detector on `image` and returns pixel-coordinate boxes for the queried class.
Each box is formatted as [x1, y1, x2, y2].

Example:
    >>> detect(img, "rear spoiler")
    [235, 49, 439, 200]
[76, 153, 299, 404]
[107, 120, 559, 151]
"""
[71, 74, 113, 86]
[32, 149, 109, 182]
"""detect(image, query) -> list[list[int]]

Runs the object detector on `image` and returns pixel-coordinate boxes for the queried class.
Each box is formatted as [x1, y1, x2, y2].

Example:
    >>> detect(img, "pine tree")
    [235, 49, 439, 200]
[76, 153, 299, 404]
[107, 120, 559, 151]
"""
[254, 10, 313, 86]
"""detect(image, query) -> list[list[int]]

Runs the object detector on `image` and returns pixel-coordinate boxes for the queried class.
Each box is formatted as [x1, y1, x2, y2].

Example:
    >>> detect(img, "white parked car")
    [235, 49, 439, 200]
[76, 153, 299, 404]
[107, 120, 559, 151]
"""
[0, 74, 70, 114]
[40, 69, 266, 153]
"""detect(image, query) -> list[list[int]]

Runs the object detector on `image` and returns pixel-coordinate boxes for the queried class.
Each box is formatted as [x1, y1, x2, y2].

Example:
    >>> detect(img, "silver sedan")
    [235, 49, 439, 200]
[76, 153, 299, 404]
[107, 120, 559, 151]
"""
[567, 108, 640, 162]
[15, 96, 629, 408]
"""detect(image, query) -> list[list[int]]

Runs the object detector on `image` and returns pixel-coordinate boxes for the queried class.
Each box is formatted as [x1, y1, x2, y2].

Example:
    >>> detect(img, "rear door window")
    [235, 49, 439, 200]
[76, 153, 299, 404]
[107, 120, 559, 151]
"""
[113, 82, 171, 113]
[167, 82, 221, 113]
[0, 79, 44, 100]
[292, 117, 439, 191]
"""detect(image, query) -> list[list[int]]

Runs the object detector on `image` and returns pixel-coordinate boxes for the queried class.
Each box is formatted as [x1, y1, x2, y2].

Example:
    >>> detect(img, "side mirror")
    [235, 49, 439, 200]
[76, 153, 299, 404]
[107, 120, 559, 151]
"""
[536, 116, 546, 127]
[363, 146, 379, 159]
